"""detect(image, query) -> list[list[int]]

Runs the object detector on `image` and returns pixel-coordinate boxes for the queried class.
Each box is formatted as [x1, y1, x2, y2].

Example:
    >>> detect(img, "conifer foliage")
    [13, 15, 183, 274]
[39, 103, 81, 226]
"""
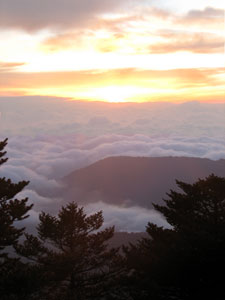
[0, 139, 32, 256]
[17, 202, 123, 300]
[0, 139, 33, 299]
[125, 174, 225, 299]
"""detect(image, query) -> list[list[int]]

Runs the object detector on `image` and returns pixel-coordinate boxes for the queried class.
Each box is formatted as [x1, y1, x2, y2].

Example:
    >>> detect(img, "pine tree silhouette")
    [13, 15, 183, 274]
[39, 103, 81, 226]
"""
[0, 139, 33, 299]
[125, 175, 225, 300]
[17, 202, 124, 299]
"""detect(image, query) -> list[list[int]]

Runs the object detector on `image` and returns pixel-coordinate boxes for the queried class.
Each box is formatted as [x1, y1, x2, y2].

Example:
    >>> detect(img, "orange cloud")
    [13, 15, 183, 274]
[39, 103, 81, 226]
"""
[38, 4, 223, 56]
[0, 67, 224, 103]
[40, 31, 86, 52]
[149, 31, 224, 54]
[0, 68, 220, 87]
[0, 61, 26, 71]
[39, 13, 142, 53]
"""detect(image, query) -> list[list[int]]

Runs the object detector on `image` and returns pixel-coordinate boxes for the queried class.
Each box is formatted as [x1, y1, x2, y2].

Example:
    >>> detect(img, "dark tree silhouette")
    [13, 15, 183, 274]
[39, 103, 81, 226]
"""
[0, 139, 33, 299]
[17, 202, 124, 300]
[125, 174, 225, 300]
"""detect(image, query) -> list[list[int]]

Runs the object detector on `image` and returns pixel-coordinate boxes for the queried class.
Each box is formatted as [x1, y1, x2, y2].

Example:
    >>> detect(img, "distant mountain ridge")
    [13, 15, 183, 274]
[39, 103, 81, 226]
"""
[63, 156, 225, 208]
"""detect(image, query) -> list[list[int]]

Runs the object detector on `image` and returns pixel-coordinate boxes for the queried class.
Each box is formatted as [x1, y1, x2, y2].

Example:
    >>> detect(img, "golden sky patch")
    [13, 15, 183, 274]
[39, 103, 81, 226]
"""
[0, 68, 224, 103]
[0, 1, 224, 102]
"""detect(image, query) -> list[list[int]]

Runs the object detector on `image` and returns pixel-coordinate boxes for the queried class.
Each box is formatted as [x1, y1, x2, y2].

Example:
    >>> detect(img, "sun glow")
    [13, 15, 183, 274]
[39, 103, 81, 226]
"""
[74, 86, 150, 103]
[24, 85, 152, 103]
[0, 0, 224, 103]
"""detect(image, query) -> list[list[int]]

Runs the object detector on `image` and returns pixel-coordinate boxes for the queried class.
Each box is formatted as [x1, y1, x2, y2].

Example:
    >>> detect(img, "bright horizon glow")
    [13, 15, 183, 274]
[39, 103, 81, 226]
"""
[76, 86, 148, 103]
[0, 1, 224, 103]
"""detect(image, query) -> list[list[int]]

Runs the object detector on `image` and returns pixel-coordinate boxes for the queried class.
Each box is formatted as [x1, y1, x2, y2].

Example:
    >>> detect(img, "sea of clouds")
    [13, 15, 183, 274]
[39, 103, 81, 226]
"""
[0, 96, 224, 231]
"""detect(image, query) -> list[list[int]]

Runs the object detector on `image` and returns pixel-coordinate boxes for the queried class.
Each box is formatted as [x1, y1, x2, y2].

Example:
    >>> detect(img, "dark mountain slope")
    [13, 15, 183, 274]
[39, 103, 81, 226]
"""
[63, 156, 225, 208]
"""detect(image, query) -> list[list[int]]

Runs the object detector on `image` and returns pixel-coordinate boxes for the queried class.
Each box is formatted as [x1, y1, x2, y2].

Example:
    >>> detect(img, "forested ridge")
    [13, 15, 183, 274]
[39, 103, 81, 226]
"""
[1, 139, 225, 299]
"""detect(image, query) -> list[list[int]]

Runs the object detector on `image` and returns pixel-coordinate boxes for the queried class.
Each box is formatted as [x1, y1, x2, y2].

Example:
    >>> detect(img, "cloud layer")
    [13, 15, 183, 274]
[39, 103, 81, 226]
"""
[2, 132, 224, 231]
[0, 97, 224, 231]
[85, 202, 170, 232]
[1, 96, 225, 137]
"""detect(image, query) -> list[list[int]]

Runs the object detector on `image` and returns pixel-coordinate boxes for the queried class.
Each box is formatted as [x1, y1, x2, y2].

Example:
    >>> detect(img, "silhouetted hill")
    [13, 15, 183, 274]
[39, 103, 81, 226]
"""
[63, 156, 225, 208]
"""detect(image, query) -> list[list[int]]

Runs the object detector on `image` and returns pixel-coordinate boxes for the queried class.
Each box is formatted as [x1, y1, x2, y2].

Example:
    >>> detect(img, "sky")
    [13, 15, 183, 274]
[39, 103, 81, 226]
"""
[0, 0, 224, 102]
[0, 1, 224, 231]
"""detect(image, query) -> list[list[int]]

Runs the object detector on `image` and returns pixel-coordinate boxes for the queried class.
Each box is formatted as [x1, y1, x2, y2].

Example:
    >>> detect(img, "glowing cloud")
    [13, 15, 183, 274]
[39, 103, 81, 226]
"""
[0, 1, 224, 102]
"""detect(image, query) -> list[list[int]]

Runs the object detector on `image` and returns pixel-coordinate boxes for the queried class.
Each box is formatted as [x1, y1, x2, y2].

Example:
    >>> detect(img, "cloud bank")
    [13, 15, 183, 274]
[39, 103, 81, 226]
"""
[1, 96, 225, 137]
[0, 97, 224, 231]
[85, 202, 170, 232]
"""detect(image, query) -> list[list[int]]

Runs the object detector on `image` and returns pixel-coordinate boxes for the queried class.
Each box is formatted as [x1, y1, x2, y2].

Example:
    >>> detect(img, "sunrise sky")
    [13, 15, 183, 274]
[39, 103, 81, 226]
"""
[0, 0, 224, 102]
[0, 0, 225, 232]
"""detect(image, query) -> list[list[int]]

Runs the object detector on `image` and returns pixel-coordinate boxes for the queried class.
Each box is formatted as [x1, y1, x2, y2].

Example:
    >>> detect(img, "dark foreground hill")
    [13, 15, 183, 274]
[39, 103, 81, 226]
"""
[63, 156, 225, 208]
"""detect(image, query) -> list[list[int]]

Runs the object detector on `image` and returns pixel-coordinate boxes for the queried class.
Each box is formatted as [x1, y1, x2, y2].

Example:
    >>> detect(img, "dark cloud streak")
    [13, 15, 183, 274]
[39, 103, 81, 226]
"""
[184, 7, 224, 23]
[0, 0, 129, 31]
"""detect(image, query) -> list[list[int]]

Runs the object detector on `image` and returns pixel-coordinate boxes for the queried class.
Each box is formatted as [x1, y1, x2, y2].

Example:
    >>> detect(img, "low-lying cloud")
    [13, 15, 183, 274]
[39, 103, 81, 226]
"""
[1, 96, 225, 137]
[85, 202, 170, 232]
[0, 97, 224, 231]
